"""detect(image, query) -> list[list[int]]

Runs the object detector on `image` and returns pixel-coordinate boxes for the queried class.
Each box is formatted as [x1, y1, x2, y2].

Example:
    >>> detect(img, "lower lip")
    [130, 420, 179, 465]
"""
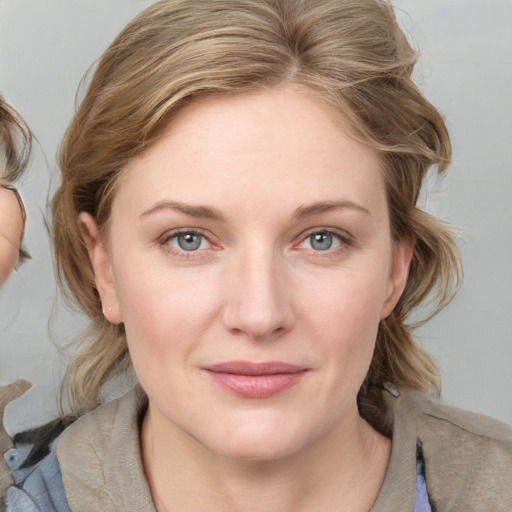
[205, 371, 307, 399]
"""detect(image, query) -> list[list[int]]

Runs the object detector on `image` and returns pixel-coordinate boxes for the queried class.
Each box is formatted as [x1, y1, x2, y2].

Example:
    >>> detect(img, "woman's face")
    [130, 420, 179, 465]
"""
[84, 86, 412, 460]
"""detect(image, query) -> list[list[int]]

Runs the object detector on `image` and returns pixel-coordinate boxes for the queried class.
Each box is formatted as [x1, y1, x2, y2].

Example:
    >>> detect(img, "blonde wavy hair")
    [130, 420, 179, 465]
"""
[52, 0, 462, 415]
[0, 97, 32, 184]
[1, 97, 32, 261]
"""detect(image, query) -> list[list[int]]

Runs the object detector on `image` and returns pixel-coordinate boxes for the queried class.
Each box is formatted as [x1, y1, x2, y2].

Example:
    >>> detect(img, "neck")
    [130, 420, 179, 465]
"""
[141, 402, 391, 512]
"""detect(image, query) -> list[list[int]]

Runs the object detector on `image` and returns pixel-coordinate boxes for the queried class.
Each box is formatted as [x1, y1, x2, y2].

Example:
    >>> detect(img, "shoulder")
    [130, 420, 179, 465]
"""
[58, 384, 147, 456]
[395, 389, 512, 510]
[56, 385, 153, 510]
[3, 445, 70, 512]
[1, 381, 32, 500]
[403, 388, 512, 438]
[1, 381, 71, 511]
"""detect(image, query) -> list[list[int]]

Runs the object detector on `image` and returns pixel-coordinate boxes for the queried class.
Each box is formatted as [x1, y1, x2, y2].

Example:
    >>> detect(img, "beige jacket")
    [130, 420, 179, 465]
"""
[2, 383, 512, 510]
[55, 385, 512, 511]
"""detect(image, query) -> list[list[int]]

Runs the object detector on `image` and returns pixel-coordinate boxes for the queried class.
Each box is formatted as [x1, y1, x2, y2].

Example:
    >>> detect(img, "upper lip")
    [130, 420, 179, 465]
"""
[204, 361, 307, 375]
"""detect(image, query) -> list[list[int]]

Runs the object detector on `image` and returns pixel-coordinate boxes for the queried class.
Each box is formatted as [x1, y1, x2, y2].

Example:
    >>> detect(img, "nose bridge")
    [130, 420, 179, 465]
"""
[223, 241, 293, 340]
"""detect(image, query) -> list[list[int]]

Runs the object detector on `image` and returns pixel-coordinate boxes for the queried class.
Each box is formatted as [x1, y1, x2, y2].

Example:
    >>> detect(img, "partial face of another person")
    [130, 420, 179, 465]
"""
[0, 187, 24, 284]
[83, 86, 412, 460]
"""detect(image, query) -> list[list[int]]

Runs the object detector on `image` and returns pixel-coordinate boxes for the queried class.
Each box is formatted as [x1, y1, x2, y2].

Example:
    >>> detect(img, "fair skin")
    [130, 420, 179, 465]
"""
[81, 86, 413, 512]
[0, 185, 24, 285]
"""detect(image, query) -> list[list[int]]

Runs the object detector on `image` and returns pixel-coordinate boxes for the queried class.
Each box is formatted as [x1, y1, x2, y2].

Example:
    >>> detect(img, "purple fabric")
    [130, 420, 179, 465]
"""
[413, 440, 432, 512]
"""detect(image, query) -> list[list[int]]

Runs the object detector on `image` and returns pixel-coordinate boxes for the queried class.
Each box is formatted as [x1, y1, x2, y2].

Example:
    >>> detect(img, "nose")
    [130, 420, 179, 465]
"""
[222, 247, 295, 342]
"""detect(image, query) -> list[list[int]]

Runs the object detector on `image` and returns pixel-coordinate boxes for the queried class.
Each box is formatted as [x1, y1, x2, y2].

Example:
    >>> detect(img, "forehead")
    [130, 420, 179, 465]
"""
[114, 86, 385, 218]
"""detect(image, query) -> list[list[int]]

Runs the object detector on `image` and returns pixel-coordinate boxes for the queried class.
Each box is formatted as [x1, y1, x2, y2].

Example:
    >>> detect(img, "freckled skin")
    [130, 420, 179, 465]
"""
[81, 86, 413, 511]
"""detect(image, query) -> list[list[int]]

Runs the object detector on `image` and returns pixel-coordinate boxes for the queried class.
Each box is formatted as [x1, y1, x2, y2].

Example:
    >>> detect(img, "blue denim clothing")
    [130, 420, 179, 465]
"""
[3, 442, 70, 512]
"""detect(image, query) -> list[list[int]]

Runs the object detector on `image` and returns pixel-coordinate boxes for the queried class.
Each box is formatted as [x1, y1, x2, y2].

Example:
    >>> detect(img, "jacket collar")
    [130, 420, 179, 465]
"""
[57, 385, 156, 511]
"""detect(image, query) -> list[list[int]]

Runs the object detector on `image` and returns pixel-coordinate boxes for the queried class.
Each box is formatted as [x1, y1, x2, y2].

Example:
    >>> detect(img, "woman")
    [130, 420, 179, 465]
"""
[2, 0, 511, 510]
[0, 99, 31, 285]
[0, 98, 33, 508]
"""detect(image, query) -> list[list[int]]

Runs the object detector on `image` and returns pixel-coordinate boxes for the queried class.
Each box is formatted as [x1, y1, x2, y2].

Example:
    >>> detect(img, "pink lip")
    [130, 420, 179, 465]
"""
[203, 361, 308, 399]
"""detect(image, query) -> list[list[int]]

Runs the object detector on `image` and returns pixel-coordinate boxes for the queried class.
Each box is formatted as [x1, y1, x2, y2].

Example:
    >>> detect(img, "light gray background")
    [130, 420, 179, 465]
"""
[0, 0, 511, 432]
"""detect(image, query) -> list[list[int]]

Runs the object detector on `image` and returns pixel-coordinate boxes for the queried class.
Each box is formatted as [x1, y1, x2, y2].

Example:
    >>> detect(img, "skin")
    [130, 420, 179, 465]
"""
[0, 186, 24, 285]
[81, 86, 413, 512]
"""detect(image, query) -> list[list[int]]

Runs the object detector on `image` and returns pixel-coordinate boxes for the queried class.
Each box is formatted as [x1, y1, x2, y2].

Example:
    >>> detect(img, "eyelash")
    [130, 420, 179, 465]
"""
[158, 227, 354, 259]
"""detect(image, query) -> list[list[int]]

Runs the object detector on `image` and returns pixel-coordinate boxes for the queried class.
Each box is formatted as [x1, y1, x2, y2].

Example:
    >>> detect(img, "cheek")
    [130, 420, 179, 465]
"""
[112, 256, 221, 360]
[298, 266, 389, 376]
[301, 264, 389, 333]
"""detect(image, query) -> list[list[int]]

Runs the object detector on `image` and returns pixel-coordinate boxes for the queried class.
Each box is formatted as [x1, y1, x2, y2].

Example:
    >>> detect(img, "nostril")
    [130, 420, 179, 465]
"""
[224, 312, 293, 342]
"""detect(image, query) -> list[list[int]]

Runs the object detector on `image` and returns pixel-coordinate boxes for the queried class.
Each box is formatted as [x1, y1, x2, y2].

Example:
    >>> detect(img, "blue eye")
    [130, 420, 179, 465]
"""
[168, 232, 210, 251]
[310, 232, 333, 251]
[301, 231, 343, 251]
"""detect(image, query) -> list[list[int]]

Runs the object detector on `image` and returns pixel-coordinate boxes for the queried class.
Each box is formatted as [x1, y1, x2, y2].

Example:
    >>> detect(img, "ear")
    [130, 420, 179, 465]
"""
[78, 212, 123, 324]
[380, 237, 415, 320]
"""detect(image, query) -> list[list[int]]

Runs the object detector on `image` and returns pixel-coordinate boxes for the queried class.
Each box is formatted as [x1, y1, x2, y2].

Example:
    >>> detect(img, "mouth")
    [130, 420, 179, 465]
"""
[202, 361, 308, 399]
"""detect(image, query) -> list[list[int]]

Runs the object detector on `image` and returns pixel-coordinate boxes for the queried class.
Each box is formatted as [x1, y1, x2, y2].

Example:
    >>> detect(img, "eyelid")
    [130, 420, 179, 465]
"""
[160, 227, 204, 243]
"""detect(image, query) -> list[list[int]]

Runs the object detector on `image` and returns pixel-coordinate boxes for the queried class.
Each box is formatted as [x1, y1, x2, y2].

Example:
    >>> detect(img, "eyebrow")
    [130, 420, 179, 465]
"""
[139, 200, 226, 221]
[139, 199, 370, 222]
[292, 200, 371, 220]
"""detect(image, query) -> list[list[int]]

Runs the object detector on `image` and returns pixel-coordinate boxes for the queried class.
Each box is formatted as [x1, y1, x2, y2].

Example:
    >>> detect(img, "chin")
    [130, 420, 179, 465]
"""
[213, 437, 304, 462]
[200, 416, 311, 462]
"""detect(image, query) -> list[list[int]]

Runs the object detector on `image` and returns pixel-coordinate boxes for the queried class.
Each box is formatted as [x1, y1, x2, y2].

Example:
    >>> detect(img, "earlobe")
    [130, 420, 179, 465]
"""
[78, 212, 123, 324]
[380, 237, 415, 320]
